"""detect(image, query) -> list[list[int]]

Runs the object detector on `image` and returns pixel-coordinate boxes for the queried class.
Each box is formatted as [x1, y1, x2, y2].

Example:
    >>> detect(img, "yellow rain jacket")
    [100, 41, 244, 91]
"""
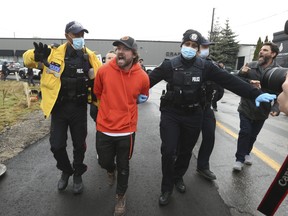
[23, 42, 102, 118]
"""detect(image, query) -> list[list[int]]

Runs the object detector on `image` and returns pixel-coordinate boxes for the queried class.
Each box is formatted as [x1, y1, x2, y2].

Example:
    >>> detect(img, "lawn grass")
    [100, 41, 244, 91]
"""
[0, 80, 41, 132]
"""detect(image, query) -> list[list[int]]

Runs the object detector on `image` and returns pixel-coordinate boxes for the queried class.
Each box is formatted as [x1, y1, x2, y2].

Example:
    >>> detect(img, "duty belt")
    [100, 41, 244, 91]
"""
[57, 94, 87, 103]
[172, 103, 200, 110]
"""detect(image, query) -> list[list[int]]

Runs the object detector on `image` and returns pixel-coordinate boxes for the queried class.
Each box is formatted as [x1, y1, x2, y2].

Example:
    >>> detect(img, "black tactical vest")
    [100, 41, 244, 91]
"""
[168, 56, 205, 106]
[59, 49, 91, 102]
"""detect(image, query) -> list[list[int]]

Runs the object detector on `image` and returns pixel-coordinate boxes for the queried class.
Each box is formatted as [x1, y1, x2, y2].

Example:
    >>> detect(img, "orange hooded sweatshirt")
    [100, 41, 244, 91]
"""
[94, 58, 150, 133]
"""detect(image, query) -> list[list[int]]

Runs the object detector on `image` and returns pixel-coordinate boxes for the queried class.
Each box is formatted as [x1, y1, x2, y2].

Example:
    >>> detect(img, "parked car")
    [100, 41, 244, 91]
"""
[18, 67, 42, 79]
[8, 62, 21, 74]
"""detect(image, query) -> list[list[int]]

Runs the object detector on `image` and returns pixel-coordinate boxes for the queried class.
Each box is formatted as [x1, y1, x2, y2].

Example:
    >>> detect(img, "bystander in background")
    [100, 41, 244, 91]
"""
[233, 42, 280, 171]
[139, 58, 147, 73]
[27, 67, 35, 86]
[105, 50, 116, 63]
[1, 62, 10, 81]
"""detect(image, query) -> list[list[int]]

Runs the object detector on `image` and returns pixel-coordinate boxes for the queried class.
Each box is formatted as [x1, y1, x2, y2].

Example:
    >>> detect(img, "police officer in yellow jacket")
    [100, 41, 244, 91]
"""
[23, 21, 102, 194]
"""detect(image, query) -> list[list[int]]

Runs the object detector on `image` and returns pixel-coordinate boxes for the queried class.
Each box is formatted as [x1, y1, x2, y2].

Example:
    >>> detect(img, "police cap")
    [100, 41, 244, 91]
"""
[65, 21, 89, 34]
[181, 29, 202, 47]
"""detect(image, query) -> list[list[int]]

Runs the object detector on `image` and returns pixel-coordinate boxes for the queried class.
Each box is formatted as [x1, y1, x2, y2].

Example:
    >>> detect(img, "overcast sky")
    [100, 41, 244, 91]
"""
[2, 0, 288, 44]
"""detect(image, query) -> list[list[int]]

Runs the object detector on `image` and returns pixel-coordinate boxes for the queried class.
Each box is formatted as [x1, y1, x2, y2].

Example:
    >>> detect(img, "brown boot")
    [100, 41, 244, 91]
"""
[114, 194, 126, 216]
[107, 170, 116, 186]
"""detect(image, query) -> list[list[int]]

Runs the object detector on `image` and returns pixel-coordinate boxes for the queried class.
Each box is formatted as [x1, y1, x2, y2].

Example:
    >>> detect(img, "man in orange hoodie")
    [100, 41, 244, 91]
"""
[94, 36, 149, 216]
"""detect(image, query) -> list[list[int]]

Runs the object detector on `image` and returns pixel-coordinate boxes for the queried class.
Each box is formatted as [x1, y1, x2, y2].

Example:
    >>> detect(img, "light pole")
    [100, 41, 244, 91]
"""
[210, 8, 215, 41]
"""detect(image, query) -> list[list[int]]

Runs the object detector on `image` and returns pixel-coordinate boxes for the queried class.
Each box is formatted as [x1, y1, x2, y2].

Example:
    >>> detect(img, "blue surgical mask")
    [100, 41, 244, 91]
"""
[181, 46, 197, 60]
[199, 48, 209, 58]
[72, 37, 85, 50]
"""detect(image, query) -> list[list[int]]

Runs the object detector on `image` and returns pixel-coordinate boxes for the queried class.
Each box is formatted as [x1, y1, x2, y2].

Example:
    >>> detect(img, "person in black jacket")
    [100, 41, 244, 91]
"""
[233, 42, 280, 171]
[149, 29, 276, 206]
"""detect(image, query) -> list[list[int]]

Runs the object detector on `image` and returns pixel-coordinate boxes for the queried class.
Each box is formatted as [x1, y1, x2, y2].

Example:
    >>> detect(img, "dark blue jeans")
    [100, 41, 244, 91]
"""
[235, 113, 265, 162]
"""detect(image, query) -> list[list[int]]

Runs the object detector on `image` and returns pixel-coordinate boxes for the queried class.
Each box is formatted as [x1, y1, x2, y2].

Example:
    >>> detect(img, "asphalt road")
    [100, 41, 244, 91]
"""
[0, 81, 287, 216]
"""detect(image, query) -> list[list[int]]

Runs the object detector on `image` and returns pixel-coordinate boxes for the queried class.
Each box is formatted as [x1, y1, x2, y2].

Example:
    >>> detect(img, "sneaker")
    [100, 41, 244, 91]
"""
[244, 155, 253, 165]
[233, 161, 244, 171]
[114, 194, 126, 216]
[107, 170, 116, 186]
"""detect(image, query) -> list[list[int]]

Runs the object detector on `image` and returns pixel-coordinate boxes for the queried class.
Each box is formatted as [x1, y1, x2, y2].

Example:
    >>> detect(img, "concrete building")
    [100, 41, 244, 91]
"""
[236, 44, 256, 69]
[0, 37, 255, 70]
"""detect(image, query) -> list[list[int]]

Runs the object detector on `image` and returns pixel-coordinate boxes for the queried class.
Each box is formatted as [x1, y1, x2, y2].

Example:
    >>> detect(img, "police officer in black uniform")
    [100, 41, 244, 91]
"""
[149, 29, 276, 206]
[196, 37, 218, 181]
[23, 21, 101, 194]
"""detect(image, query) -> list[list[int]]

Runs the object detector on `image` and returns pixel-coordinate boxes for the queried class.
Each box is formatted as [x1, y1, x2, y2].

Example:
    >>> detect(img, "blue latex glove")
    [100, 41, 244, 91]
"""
[255, 93, 276, 107]
[137, 94, 148, 104]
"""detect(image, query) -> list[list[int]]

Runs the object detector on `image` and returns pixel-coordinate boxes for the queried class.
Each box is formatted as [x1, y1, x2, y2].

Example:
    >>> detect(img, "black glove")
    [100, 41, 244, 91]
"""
[33, 42, 51, 67]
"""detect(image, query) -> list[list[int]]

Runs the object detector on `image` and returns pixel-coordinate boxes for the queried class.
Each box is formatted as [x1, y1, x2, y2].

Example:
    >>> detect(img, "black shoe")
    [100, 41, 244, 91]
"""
[159, 192, 172, 206]
[73, 175, 83, 194]
[58, 172, 70, 191]
[174, 179, 186, 193]
[197, 168, 217, 180]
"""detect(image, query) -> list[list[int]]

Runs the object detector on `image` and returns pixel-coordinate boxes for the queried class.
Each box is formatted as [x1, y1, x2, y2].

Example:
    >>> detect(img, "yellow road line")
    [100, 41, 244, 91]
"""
[216, 121, 280, 171]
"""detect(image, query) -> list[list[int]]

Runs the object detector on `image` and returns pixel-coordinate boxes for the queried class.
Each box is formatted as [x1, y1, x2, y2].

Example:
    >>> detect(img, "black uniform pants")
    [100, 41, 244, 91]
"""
[160, 108, 203, 193]
[197, 107, 216, 170]
[50, 101, 87, 176]
[96, 131, 135, 195]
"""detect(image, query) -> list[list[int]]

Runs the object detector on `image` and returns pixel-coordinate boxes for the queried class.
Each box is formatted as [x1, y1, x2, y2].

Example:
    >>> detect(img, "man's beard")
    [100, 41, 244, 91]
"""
[258, 56, 269, 66]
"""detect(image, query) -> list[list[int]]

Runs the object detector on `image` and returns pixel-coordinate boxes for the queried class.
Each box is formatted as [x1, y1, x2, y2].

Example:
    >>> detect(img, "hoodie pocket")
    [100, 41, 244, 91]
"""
[101, 109, 130, 130]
